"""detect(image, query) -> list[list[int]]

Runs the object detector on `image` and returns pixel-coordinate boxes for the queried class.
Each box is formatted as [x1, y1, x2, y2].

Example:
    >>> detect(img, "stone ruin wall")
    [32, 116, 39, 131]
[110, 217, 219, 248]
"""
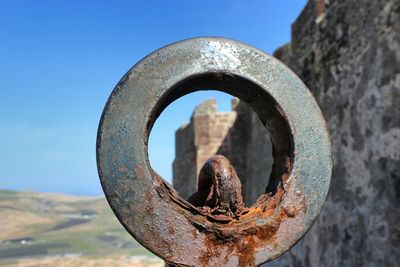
[269, 0, 400, 266]
[173, 0, 400, 265]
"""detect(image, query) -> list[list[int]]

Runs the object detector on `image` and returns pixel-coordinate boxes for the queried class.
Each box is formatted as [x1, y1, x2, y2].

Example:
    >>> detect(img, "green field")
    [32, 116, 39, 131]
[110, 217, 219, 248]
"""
[0, 190, 163, 266]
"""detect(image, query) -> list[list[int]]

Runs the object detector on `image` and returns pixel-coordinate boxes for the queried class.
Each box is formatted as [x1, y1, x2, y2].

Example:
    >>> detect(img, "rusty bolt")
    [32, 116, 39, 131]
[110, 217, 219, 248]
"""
[97, 37, 332, 266]
[188, 155, 246, 219]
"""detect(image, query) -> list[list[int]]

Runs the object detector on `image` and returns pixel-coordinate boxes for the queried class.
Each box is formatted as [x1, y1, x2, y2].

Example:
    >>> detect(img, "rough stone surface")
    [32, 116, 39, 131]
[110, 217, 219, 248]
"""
[172, 0, 399, 265]
[270, 0, 400, 266]
[226, 100, 272, 206]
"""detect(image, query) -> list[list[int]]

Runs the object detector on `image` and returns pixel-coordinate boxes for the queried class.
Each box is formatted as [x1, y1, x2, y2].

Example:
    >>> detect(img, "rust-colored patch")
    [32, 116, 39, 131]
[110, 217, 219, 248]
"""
[145, 189, 154, 213]
[282, 205, 297, 218]
[133, 164, 147, 179]
[198, 235, 223, 266]
[192, 228, 198, 239]
[237, 236, 256, 267]
[256, 223, 279, 241]
[168, 224, 175, 235]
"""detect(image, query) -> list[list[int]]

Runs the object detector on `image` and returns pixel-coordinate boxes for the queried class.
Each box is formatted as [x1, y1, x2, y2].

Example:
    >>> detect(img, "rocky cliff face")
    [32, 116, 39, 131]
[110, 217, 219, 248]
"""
[269, 0, 400, 266]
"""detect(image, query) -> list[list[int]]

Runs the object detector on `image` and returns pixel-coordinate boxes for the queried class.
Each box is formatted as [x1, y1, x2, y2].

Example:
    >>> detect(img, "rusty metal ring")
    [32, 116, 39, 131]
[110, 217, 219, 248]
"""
[97, 37, 331, 266]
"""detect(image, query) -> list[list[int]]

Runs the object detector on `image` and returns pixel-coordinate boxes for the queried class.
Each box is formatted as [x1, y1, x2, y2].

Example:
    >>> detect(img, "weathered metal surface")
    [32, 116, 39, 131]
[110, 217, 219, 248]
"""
[188, 155, 246, 219]
[96, 37, 332, 266]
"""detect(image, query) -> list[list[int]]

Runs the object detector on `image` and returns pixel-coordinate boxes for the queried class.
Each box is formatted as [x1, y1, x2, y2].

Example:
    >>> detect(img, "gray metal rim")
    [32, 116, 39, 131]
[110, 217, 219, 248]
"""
[97, 37, 332, 266]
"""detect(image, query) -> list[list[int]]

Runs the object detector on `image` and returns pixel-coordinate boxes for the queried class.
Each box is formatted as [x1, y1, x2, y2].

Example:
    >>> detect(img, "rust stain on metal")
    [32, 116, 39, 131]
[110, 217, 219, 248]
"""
[145, 188, 154, 214]
[168, 155, 308, 266]
[133, 164, 147, 180]
[108, 136, 307, 266]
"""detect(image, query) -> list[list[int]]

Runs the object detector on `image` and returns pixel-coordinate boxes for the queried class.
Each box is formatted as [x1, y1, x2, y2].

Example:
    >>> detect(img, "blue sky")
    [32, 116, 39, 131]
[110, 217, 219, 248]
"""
[0, 0, 307, 195]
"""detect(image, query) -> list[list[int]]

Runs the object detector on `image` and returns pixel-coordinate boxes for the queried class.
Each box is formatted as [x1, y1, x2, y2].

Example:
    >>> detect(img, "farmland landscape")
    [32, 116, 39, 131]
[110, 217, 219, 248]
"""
[0, 190, 163, 267]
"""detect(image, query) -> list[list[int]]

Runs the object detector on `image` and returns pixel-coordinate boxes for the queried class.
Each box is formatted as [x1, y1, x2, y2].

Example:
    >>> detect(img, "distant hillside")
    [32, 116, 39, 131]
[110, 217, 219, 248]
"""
[0, 190, 163, 267]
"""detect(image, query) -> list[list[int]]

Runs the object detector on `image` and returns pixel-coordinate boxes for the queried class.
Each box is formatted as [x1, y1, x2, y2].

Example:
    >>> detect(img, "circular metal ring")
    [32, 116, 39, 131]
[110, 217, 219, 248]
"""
[97, 37, 331, 266]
